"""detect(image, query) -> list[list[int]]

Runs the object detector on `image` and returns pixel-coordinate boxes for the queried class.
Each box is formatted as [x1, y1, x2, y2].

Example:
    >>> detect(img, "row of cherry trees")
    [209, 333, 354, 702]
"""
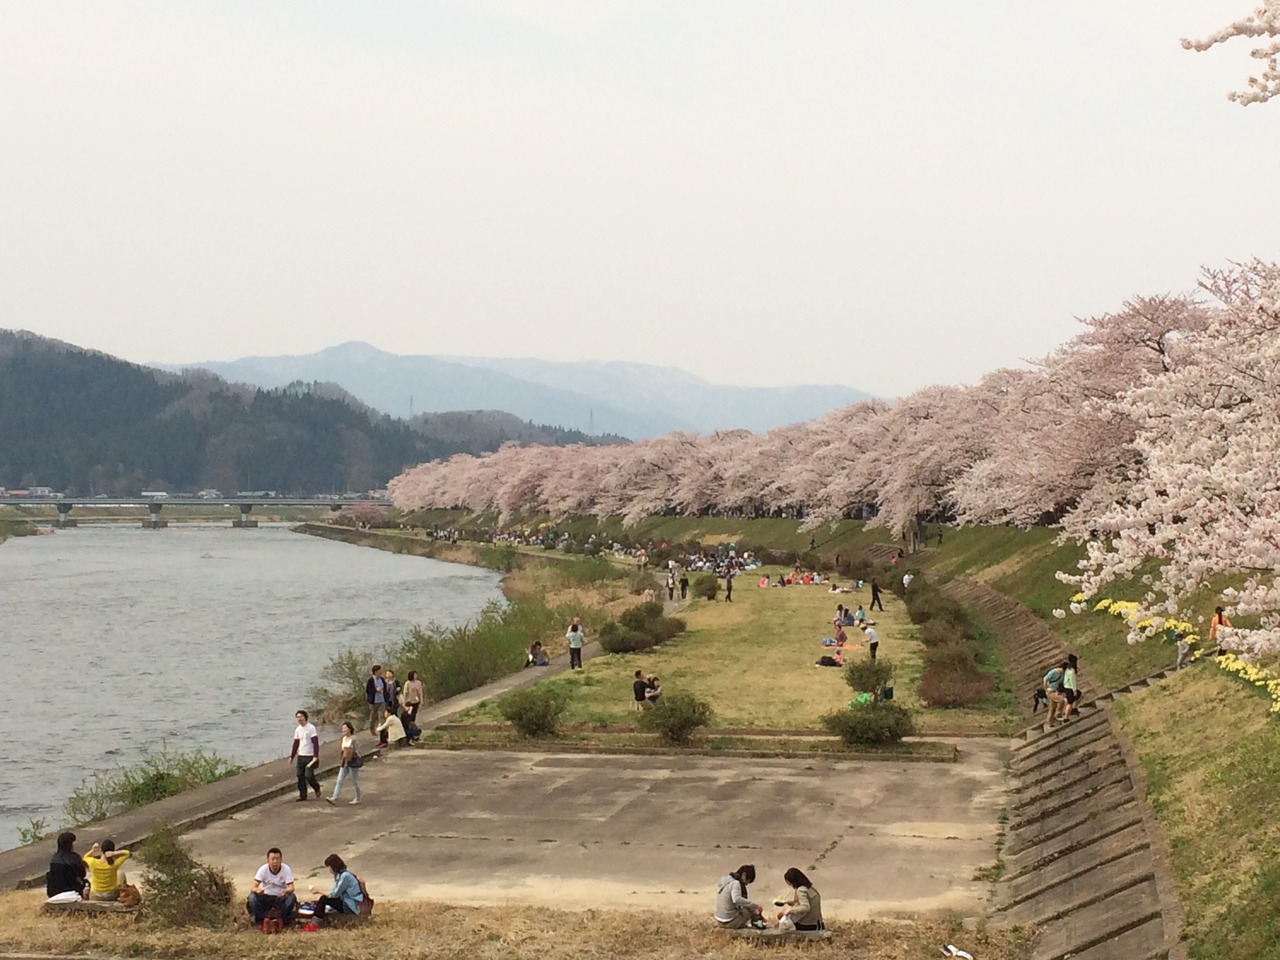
[390, 261, 1280, 653]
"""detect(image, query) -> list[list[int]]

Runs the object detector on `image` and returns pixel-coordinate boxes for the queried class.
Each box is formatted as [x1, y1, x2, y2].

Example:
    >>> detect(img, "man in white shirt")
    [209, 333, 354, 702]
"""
[861, 624, 879, 661]
[246, 846, 296, 925]
[289, 710, 321, 801]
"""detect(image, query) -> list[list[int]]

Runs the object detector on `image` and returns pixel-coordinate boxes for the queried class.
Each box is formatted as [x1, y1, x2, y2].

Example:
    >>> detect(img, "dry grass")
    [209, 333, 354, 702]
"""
[0, 891, 1035, 960]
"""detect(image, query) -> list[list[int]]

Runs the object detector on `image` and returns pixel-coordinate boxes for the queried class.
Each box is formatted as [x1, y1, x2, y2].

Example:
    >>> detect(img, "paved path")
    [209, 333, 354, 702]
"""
[185, 744, 1009, 920]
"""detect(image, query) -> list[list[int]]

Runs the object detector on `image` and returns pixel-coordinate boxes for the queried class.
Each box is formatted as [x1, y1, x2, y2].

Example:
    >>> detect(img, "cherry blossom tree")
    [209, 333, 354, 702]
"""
[1059, 261, 1280, 655]
[1183, 2, 1280, 105]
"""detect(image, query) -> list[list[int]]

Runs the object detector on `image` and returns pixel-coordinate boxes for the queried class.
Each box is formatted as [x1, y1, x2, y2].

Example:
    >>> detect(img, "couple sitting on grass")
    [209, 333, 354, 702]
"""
[45, 832, 136, 905]
[247, 849, 367, 929]
[715, 864, 824, 931]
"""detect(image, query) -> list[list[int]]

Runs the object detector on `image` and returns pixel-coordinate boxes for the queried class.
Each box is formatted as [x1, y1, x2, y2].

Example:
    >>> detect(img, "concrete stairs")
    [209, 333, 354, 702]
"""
[996, 707, 1180, 960]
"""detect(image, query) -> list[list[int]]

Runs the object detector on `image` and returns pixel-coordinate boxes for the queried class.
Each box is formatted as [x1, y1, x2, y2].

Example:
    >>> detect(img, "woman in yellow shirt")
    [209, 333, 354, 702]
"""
[83, 840, 130, 901]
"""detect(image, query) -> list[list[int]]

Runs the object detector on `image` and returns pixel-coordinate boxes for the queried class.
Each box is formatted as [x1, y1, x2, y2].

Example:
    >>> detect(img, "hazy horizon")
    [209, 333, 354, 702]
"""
[3, 2, 1274, 398]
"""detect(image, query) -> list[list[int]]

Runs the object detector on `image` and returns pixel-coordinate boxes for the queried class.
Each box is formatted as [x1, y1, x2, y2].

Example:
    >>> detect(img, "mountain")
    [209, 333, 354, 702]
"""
[156, 343, 872, 438]
[0, 331, 620, 495]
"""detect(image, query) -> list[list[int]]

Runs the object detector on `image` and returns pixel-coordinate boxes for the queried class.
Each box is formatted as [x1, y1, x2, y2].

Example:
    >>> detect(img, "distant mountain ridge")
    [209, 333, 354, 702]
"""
[0, 330, 620, 495]
[156, 343, 872, 438]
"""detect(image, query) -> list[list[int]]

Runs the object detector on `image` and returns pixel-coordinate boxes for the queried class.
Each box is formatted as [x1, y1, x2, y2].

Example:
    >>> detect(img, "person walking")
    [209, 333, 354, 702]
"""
[401, 670, 424, 724]
[365, 665, 386, 737]
[1210, 606, 1232, 656]
[666, 573, 676, 601]
[566, 618, 584, 670]
[870, 578, 884, 612]
[679, 571, 689, 600]
[289, 710, 321, 802]
[326, 722, 363, 805]
[724, 567, 735, 602]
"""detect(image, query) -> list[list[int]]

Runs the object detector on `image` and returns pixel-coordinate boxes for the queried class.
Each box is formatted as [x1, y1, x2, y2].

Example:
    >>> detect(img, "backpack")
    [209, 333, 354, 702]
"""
[356, 875, 374, 916]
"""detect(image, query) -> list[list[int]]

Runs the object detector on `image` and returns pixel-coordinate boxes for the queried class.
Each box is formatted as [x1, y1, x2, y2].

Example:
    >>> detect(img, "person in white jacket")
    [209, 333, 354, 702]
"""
[714, 864, 762, 928]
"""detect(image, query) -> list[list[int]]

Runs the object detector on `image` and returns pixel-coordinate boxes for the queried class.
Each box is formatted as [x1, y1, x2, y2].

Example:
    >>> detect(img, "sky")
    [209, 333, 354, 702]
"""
[1, 1, 1275, 398]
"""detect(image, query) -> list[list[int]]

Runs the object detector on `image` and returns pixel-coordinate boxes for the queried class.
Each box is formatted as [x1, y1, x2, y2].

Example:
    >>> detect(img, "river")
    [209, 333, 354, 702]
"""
[0, 524, 503, 851]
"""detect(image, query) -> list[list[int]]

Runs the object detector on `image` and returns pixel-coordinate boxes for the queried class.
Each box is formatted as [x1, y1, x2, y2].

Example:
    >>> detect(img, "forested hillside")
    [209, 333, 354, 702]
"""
[0, 332, 621, 495]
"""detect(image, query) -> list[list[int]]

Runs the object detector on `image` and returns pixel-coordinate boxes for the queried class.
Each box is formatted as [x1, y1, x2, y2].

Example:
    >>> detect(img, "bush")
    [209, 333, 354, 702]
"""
[821, 702, 916, 746]
[478, 543, 520, 572]
[499, 686, 568, 737]
[63, 748, 244, 826]
[920, 667, 994, 707]
[919, 618, 971, 648]
[139, 821, 235, 927]
[922, 642, 980, 671]
[843, 658, 895, 698]
[620, 602, 666, 630]
[599, 621, 656, 653]
[691, 573, 719, 600]
[629, 570, 656, 595]
[640, 691, 714, 744]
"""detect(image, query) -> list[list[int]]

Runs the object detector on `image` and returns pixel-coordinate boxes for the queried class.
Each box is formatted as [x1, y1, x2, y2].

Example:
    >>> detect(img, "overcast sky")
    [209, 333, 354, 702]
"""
[2, 2, 1274, 398]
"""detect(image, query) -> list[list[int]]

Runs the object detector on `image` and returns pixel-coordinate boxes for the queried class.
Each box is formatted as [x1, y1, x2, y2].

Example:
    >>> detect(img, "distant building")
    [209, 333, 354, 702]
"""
[29, 486, 52, 497]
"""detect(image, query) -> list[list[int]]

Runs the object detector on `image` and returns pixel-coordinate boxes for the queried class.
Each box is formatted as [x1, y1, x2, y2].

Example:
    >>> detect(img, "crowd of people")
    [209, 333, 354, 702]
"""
[815, 592, 881, 668]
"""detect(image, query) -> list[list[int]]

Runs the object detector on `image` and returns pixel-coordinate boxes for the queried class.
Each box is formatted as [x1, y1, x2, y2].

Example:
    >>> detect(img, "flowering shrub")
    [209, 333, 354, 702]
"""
[1217, 654, 1280, 715]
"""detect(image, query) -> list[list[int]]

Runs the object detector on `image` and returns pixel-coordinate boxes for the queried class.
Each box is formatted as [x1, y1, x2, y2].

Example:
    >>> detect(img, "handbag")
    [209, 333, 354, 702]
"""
[348, 752, 363, 769]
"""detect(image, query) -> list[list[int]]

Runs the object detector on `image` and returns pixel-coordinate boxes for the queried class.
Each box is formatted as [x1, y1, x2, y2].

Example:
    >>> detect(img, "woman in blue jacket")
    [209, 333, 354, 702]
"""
[309, 854, 363, 923]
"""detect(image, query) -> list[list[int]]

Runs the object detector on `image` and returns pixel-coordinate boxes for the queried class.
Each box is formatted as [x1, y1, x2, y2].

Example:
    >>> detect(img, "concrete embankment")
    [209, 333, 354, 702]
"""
[944, 580, 1185, 960]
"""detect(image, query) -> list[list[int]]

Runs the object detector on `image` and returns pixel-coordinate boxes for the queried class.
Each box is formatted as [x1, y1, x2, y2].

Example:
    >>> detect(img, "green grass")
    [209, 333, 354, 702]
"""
[450, 565, 1016, 735]
[1114, 670, 1280, 960]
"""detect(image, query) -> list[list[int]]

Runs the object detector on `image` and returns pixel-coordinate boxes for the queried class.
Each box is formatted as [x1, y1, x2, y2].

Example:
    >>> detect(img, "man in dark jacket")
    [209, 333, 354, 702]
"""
[46, 831, 88, 899]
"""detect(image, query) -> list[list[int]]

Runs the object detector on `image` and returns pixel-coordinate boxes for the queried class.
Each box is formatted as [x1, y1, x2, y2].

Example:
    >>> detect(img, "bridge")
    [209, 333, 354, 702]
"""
[0, 497, 393, 529]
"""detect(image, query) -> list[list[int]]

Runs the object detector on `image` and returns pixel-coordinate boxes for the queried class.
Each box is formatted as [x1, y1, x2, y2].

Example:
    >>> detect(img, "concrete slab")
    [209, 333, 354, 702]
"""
[1030, 881, 1162, 960]
[1000, 848, 1154, 925]
[183, 745, 1009, 921]
[1061, 916, 1169, 960]
[1006, 803, 1141, 872]
[1001, 825, 1150, 908]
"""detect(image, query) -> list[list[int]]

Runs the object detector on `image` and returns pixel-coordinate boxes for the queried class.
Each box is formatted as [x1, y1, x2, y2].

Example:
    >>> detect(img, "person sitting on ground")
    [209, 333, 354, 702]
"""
[376, 710, 408, 747]
[815, 649, 844, 668]
[46, 831, 88, 900]
[525, 641, 550, 667]
[833, 604, 846, 625]
[308, 854, 363, 925]
[776, 574, 787, 588]
[774, 867, 824, 930]
[833, 624, 847, 648]
[83, 839, 130, 902]
[852, 605, 868, 625]
[247, 846, 297, 927]
[633, 670, 651, 709]
[645, 675, 663, 705]
[828, 581, 842, 594]
[715, 864, 763, 929]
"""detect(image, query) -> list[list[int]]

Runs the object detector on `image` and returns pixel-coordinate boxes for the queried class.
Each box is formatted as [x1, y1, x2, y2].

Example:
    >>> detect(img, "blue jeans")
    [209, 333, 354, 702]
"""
[247, 891, 297, 924]
[332, 764, 361, 801]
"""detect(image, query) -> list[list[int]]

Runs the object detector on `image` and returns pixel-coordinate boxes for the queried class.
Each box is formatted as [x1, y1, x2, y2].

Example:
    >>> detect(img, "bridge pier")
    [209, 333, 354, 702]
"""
[232, 503, 258, 528]
[141, 502, 168, 529]
[56, 502, 77, 528]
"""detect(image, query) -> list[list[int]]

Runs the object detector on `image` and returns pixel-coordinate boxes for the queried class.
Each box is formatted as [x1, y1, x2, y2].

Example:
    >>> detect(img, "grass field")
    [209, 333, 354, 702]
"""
[0, 891, 1035, 960]
[1113, 668, 1280, 960]
[451, 565, 1017, 736]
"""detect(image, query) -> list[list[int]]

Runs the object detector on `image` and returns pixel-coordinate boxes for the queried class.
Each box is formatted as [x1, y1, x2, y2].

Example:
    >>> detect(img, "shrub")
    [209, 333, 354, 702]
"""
[499, 686, 568, 737]
[919, 618, 970, 648]
[920, 667, 994, 707]
[63, 749, 244, 826]
[139, 821, 235, 927]
[843, 658, 895, 699]
[922, 642, 980, 671]
[620, 601, 666, 630]
[477, 543, 520, 572]
[691, 573, 719, 600]
[640, 691, 714, 744]
[599, 621, 656, 654]
[821, 702, 916, 746]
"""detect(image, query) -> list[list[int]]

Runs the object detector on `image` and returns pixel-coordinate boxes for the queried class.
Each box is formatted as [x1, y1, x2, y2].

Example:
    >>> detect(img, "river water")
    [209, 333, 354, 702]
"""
[0, 524, 502, 851]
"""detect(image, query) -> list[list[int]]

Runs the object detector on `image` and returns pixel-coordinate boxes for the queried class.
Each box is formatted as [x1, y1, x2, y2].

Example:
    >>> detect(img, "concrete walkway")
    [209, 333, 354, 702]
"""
[0, 640, 601, 891]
